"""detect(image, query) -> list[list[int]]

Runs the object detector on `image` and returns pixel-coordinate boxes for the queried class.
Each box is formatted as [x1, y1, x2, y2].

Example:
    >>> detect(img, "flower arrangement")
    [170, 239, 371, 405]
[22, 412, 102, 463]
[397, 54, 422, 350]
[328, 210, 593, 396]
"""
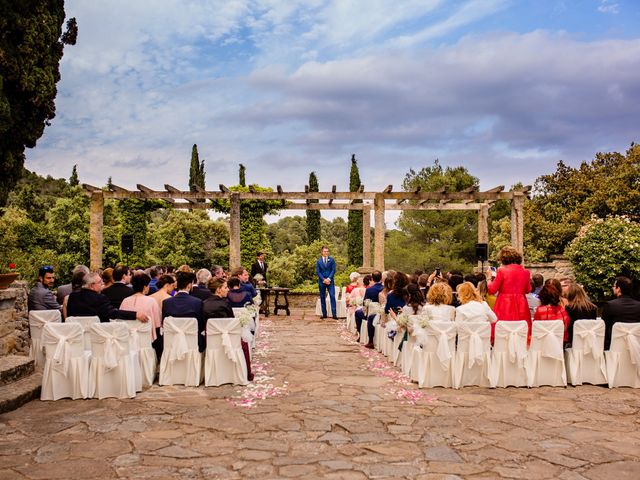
[0, 261, 17, 274]
[253, 290, 262, 306]
[417, 314, 430, 329]
[354, 296, 364, 307]
[396, 312, 410, 329]
[385, 319, 398, 339]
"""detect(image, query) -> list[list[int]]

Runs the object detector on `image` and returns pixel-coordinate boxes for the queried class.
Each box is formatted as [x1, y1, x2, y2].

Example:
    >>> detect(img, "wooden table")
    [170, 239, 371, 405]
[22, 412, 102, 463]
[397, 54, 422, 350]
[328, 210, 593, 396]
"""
[259, 287, 291, 316]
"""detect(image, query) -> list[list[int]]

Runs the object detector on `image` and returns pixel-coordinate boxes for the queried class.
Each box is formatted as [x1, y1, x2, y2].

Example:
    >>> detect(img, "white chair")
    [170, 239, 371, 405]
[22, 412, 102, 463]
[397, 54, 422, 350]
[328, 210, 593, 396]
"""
[40, 323, 90, 400]
[159, 317, 202, 387]
[66, 316, 100, 353]
[416, 321, 457, 388]
[489, 321, 528, 388]
[346, 307, 358, 334]
[315, 286, 342, 317]
[565, 319, 607, 386]
[400, 316, 423, 378]
[88, 322, 136, 399]
[526, 320, 567, 387]
[605, 322, 640, 388]
[453, 322, 492, 389]
[115, 319, 157, 390]
[29, 310, 61, 367]
[204, 318, 248, 386]
[336, 286, 347, 318]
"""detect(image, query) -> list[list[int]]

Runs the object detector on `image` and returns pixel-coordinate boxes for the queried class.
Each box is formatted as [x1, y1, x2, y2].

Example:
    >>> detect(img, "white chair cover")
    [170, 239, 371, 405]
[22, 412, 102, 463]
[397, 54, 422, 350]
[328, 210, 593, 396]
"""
[29, 310, 61, 367]
[489, 321, 528, 388]
[416, 321, 457, 388]
[399, 316, 421, 379]
[346, 307, 358, 334]
[114, 319, 157, 390]
[66, 316, 100, 353]
[605, 322, 640, 388]
[88, 322, 136, 399]
[453, 322, 492, 388]
[526, 320, 567, 387]
[40, 323, 90, 400]
[204, 318, 248, 386]
[336, 286, 347, 318]
[565, 319, 607, 386]
[159, 317, 202, 387]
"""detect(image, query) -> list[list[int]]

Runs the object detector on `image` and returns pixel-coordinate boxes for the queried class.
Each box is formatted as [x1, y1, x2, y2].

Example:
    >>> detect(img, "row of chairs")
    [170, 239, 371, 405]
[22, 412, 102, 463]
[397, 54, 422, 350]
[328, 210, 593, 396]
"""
[29, 310, 254, 400]
[314, 286, 348, 318]
[347, 306, 640, 389]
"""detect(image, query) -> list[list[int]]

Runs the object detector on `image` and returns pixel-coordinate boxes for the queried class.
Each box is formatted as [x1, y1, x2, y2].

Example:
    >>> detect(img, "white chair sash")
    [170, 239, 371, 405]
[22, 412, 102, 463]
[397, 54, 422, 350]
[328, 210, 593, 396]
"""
[43, 325, 84, 376]
[531, 320, 564, 361]
[29, 310, 62, 366]
[208, 318, 242, 362]
[495, 323, 528, 365]
[163, 318, 198, 363]
[457, 323, 490, 368]
[574, 320, 604, 358]
[90, 323, 129, 370]
[612, 324, 640, 365]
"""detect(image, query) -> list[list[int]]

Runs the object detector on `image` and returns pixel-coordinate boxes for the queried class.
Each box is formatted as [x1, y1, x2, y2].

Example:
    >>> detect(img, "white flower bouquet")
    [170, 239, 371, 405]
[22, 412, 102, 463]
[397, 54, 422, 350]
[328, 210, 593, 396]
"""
[396, 312, 410, 329]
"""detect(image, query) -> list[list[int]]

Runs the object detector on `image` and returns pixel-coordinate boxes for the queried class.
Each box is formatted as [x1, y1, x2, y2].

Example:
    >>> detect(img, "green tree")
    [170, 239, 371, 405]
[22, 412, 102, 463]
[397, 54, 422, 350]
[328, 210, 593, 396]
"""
[239, 164, 246, 187]
[392, 160, 479, 270]
[306, 171, 321, 243]
[526, 144, 640, 259]
[0, 2, 77, 207]
[267, 216, 307, 255]
[188, 144, 205, 191]
[347, 154, 363, 266]
[566, 216, 640, 302]
[69, 164, 79, 186]
[117, 198, 165, 266]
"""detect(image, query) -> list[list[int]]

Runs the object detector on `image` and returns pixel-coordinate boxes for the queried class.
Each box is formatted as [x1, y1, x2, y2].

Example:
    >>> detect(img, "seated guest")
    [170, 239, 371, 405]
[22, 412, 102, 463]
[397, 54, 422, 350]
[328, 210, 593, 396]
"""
[28, 266, 61, 311]
[162, 271, 205, 352]
[424, 282, 455, 321]
[147, 266, 160, 294]
[544, 278, 567, 307]
[230, 267, 257, 298]
[402, 283, 426, 316]
[526, 279, 541, 318]
[455, 282, 497, 323]
[56, 265, 89, 305]
[120, 273, 161, 342]
[602, 276, 640, 349]
[355, 270, 383, 348]
[203, 277, 254, 381]
[533, 283, 570, 343]
[418, 273, 429, 297]
[66, 272, 143, 323]
[348, 276, 366, 307]
[62, 268, 88, 320]
[362, 274, 372, 288]
[448, 273, 464, 307]
[191, 268, 212, 301]
[385, 272, 409, 316]
[345, 272, 360, 294]
[378, 275, 394, 307]
[102, 265, 133, 308]
[149, 274, 175, 359]
[227, 277, 253, 307]
[531, 273, 544, 296]
[101, 267, 114, 290]
[564, 283, 597, 346]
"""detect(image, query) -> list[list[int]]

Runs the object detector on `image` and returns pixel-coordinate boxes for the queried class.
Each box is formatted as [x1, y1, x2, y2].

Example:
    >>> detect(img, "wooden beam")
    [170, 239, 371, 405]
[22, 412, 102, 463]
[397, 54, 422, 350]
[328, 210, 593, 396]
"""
[329, 185, 336, 205]
[165, 184, 180, 193]
[362, 205, 371, 268]
[192, 184, 205, 193]
[386, 203, 484, 211]
[374, 194, 385, 271]
[486, 185, 505, 193]
[383, 185, 393, 193]
[136, 184, 153, 193]
[219, 184, 230, 193]
[82, 183, 101, 193]
[89, 191, 104, 271]
[285, 203, 365, 210]
[108, 183, 130, 193]
[358, 185, 364, 193]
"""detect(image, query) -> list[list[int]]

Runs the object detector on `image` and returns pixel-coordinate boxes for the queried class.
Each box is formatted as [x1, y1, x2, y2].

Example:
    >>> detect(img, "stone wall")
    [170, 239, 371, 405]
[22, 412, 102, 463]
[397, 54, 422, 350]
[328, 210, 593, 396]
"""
[0, 281, 30, 356]
[525, 256, 575, 281]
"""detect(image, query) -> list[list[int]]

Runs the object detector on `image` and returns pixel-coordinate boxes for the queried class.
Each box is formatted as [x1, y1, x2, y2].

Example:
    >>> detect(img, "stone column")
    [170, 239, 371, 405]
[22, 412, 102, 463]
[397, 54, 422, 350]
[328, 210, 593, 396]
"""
[229, 193, 241, 270]
[362, 205, 371, 268]
[511, 195, 525, 255]
[373, 194, 385, 271]
[89, 191, 104, 271]
[477, 203, 489, 269]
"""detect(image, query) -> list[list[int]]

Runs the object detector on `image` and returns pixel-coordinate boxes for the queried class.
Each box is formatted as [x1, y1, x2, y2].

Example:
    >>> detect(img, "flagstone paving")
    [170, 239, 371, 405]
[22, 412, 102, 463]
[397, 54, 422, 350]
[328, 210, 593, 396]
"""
[1, 311, 639, 479]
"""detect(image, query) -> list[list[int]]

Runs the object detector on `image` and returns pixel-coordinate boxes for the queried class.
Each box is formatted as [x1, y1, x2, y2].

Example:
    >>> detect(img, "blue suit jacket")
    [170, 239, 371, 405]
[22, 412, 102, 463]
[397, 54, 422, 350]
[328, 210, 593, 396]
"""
[364, 282, 384, 303]
[162, 292, 205, 352]
[316, 256, 336, 285]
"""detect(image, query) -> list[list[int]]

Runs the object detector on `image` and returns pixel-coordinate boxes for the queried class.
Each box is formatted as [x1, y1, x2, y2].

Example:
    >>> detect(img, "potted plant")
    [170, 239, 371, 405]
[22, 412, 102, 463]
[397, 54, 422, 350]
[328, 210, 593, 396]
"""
[0, 261, 19, 289]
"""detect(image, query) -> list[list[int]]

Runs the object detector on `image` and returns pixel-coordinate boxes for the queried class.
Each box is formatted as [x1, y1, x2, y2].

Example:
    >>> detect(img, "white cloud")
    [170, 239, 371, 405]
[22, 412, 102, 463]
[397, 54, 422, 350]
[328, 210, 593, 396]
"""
[597, 1, 620, 14]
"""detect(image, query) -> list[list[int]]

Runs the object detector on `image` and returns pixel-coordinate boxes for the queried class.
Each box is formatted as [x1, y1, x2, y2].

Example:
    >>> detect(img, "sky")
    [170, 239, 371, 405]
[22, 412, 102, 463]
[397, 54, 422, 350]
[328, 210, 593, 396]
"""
[27, 0, 640, 225]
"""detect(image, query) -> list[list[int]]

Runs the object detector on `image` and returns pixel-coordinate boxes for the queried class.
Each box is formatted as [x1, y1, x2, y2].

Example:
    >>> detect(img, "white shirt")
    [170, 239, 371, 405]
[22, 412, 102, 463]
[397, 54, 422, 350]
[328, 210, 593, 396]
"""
[455, 300, 497, 323]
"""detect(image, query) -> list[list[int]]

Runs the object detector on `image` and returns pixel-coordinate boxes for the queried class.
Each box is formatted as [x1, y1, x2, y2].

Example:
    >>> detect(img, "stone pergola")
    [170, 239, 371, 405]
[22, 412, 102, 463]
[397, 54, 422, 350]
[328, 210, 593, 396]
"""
[83, 183, 530, 271]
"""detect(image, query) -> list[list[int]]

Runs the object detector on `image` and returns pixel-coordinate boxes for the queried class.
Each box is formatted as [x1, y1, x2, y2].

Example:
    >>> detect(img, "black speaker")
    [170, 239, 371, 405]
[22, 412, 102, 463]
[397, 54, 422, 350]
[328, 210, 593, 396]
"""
[121, 234, 134, 254]
[475, 243, 488, 262]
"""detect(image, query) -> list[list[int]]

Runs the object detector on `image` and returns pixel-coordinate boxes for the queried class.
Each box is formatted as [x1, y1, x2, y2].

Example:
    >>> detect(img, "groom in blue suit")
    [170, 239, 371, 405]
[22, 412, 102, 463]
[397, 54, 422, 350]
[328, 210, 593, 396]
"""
[316, 246, 337, 319]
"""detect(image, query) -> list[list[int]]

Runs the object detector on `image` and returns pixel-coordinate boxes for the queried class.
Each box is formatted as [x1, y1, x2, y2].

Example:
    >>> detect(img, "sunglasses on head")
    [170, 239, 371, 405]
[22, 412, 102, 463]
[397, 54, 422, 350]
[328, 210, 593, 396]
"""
[41, 265, 54, 273]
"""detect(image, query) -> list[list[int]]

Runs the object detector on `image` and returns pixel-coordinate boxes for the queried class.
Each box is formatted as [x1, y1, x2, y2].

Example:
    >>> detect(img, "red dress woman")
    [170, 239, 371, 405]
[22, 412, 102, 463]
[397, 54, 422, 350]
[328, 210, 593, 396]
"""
[487, 246, 532, 336]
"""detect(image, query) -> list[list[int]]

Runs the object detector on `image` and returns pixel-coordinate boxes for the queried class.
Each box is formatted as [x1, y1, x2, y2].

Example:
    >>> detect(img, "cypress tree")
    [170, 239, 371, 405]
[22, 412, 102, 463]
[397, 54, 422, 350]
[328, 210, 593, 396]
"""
[189, 144, 205, 190]
[306, 171, 321, 243]
[69, 164, 79, 186]
[239, 164, 246, 187]
[347, 154, 363, 265]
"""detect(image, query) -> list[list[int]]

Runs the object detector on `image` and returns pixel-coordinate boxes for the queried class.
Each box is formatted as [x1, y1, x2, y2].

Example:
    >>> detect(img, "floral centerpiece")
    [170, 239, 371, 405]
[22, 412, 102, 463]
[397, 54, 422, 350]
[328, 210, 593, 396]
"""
[396, 312, 410, 329]
[0, 261, 19, 289]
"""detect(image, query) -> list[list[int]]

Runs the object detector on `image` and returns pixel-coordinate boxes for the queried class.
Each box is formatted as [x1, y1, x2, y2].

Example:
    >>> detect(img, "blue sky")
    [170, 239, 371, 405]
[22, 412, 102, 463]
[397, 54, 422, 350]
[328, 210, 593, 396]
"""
[28, 1, 640, 223]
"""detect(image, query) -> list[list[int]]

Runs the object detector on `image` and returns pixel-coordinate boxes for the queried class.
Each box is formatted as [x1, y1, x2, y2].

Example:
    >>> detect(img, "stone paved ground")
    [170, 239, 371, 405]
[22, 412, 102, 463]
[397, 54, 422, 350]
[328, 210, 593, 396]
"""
[1, 311, 639, 479]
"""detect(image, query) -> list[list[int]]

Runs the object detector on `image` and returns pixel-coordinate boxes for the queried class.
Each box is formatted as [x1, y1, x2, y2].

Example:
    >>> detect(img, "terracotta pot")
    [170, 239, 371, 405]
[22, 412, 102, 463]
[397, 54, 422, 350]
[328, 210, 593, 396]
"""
[0, 273, 19, 289]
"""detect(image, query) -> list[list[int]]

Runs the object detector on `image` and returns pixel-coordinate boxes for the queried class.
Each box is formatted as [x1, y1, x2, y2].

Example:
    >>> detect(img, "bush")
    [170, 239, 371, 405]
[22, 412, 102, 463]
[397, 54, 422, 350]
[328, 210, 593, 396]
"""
[565, 216, 640, 302]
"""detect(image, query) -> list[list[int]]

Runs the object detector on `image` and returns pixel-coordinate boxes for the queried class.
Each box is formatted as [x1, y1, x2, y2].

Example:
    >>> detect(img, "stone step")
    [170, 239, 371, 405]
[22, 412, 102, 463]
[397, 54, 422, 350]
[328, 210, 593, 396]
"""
[0, 371, 42, 414]
[0, 354, 34, 385]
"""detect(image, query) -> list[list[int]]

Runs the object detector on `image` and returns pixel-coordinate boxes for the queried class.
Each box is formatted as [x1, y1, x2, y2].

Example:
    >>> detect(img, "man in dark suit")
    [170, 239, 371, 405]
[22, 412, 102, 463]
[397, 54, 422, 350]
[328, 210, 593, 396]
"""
[602, 276, 640, 349]
[316, 246, 337, 319]
[250, 252, 268, 286]
[355, 270, 383, 348]
[162, 271, 205, 352]
[66, 272, 142, 323]
[102, 265, 133, 308]
[191, 268, 212, 301]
